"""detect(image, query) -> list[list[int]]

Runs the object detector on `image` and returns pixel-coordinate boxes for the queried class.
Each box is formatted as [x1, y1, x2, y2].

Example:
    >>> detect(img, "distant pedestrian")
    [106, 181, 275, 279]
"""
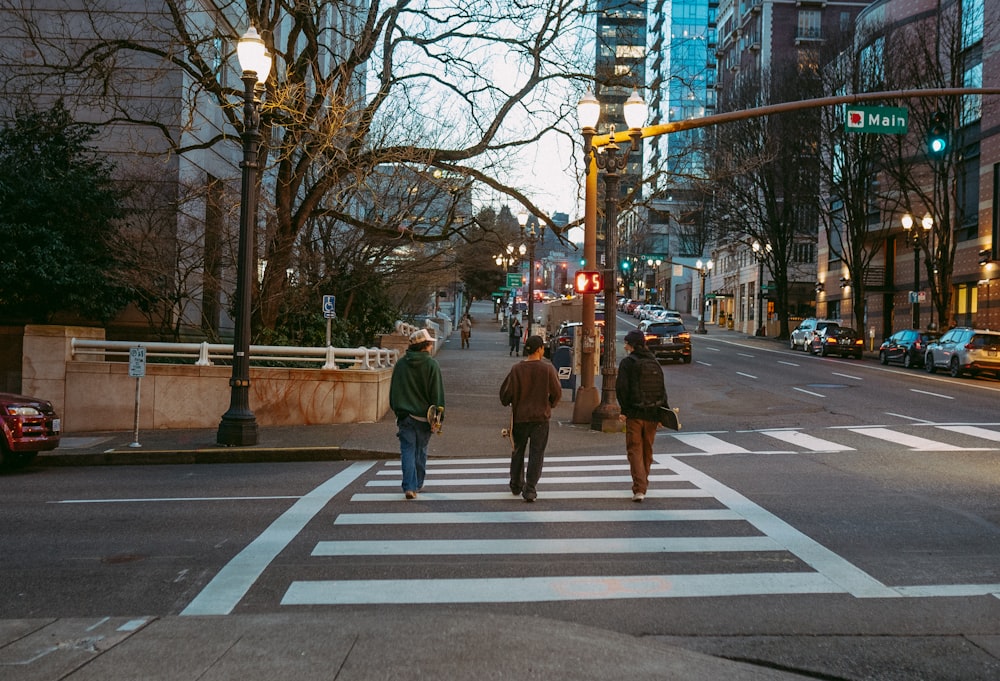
[499, 335, 561, 502]
[389, 328, 445, 500]
[509, 318, 522, 356]
[459, 313, 472, 349]
[615, 329, 667, 502]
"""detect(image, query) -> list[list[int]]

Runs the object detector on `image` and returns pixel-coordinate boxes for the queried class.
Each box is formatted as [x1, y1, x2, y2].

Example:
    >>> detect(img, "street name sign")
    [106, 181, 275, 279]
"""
[845, 106, 908, 134]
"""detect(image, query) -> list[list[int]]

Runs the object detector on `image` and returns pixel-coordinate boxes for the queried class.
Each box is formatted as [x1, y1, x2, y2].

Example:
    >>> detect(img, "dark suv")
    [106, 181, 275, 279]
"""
[643, 321, 692, 363]
[879, 329, 940, 369]
[924, 327, 1000, 378]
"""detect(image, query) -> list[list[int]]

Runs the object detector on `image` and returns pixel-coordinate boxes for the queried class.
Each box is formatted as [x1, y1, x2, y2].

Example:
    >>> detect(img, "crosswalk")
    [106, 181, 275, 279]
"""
[184, 424, 1000, 614]
[662, 423, 1000, 456]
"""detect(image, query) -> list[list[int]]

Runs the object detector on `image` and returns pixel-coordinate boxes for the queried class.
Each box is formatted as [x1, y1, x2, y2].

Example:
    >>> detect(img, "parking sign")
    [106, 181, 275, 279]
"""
[323, 294, 337, 319]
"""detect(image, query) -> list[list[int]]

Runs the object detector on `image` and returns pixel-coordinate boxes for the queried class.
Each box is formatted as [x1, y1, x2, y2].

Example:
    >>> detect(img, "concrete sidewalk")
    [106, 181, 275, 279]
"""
[16, 302, 813, 680]
[40, 302, 621, 466]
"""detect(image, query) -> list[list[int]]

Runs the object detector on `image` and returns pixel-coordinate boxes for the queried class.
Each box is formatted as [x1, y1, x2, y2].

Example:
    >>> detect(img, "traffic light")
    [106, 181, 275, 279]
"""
[574, 270, 604, 294]
[621, 260, 630, 271]
[927, 112, 948, 157]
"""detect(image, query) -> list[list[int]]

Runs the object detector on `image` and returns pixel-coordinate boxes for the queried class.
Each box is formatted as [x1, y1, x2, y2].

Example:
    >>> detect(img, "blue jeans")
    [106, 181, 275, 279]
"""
[397, 415, 432, 492]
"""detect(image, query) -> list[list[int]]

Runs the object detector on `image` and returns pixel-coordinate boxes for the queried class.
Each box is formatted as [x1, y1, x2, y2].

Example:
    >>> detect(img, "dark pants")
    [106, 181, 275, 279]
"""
[625, 417, 657, 494]
[509, 335, 520, 355]
[510, 421, 549, 495]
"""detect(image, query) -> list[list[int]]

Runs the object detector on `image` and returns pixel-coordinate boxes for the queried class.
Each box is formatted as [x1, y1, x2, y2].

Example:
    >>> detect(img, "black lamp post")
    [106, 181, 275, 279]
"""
[578, 90, 647, 432]
[518, 211, 543, 335]
[902, 213, 932, 330]
[217, 27, 272, 447]
[751, 240, 771, 335]
[695, 258, 713, 334]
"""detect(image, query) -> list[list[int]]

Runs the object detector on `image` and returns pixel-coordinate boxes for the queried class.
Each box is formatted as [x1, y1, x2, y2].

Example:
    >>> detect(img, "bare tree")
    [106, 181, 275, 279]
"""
[708, 58, 824, 340]
[0, 0, 591, 337]
[815, 22, 903, 333]
[877, 2, 992, 329]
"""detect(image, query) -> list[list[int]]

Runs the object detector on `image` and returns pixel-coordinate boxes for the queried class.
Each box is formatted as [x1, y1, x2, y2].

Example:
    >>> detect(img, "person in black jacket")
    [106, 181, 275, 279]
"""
[615, 329, 665, 502]
[499, 335, 561, 502]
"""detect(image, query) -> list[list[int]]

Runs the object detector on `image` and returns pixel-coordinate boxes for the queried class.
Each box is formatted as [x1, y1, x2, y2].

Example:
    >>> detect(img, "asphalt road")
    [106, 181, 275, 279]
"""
[4, 309, 1000, 680]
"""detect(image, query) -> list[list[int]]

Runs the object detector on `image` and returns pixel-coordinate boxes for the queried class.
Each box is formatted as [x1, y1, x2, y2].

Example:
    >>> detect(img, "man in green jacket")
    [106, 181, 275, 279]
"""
[389, 328, 445, 499]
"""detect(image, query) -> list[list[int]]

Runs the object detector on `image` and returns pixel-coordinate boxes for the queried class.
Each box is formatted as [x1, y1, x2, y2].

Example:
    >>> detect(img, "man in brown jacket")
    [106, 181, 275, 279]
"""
[499, 335, 562, 502]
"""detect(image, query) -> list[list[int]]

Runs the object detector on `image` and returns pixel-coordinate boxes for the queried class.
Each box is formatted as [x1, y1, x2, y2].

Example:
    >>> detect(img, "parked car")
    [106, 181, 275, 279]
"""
[548, 321, 582, 355]
[547, 321, 603, 357]
[811, 326, 863, 358]
[0, 392, 61, 468]
[790, 318, 838, 351]
[924, 327, 1000, 378]
[643, 321, 692, 363]
[879, 329, 940, 368]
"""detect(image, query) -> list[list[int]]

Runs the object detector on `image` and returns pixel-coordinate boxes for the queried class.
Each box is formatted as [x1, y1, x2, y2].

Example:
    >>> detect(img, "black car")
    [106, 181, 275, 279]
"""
[811, 326, 864, 358]
[643, 321, 692, 363]
[879, 329, 940, 368]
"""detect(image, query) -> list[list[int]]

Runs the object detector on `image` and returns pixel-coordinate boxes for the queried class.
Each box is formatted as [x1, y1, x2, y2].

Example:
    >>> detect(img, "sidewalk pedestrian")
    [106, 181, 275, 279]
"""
[459, 313, 472, 349]
[389, 328, 445, 500]
[499, 335, 561, 502]
[615, 329, 667, 503]
[508, 318, 522, 356]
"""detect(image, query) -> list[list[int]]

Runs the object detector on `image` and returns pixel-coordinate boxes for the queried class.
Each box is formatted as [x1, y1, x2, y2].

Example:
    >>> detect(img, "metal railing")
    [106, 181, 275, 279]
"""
[70, 339, 398, 370]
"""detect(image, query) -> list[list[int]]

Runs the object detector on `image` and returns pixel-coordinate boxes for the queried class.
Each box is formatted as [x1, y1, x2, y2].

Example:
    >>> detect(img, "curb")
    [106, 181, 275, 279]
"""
[36, 447, 397, 467]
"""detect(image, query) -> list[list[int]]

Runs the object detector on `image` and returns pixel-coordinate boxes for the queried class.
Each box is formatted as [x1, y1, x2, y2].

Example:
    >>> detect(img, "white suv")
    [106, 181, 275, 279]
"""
[790, 318, 837, 351]
[924, 327, 1000, 378]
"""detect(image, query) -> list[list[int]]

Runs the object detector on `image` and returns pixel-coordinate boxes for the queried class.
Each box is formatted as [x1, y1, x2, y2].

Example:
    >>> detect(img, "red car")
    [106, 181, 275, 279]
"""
[1, 392, 61, 468]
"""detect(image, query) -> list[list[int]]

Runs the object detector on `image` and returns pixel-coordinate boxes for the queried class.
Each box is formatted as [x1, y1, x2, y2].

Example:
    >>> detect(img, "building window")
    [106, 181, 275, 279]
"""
[797, 10, 821, 40]
[962, 63, 982, 126]
[962, 0, 984, 48]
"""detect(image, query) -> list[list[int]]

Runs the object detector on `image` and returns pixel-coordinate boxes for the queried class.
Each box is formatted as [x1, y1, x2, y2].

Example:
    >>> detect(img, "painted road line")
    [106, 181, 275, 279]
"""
[384, 455, 626, 466]
[333, 509, 743, 525]
[313, 536, 783, 556]
[831, 372, 863, 381]
[281, 572, 842, 605]
[670, 433, 753, 455]
[53, 496, 299, 504]
[736, 371, 758, 379]
[661, 455, 896, 598]
[936, 425, 1000, 442]
[180, 461, 373, 616]
[778, 360, 799, 366]
[350, 489, 713, 502]
[366, 474, 684, 487]
[761, 430, 855, 453]
[850, 427, 969, 451]
[910, 388, 955, 400]
[793, 387, 826, 398]
[375, 463, 670, 475]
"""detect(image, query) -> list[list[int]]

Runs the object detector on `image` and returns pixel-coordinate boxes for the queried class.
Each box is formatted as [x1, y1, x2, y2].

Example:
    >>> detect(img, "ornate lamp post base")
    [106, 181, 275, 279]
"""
[217, 412, 259, 446]
[590, 367, 624, 433]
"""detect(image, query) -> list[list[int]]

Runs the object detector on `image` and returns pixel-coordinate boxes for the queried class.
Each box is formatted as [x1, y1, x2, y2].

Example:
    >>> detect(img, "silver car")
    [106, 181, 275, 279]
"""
[790, 318, 837, 351]
[924, 327, 1000, 378]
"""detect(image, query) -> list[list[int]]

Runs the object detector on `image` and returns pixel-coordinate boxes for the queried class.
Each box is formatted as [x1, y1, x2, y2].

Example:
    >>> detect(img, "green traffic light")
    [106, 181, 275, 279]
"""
[927, 111, 948, 157]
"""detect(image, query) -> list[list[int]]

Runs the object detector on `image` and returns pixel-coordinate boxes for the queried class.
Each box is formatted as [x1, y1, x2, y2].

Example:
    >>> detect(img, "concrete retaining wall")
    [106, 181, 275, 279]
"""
[20, 325, 392, 433]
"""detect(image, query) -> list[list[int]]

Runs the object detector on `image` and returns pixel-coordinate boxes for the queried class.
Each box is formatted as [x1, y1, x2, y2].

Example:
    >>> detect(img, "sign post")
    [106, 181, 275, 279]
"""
[323, 294, 336, 346]
[128, 347, 146, 448]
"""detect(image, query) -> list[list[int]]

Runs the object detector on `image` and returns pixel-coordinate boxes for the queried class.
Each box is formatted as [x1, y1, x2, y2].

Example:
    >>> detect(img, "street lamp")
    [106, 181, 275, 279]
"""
[217, 27, 272, 447]
[695, 259, 714, 334]
[578, 89, 647, 432]
[751, 240, 771, 336]
[901, 213, 932, 329]
[518, 211, 543, 334]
